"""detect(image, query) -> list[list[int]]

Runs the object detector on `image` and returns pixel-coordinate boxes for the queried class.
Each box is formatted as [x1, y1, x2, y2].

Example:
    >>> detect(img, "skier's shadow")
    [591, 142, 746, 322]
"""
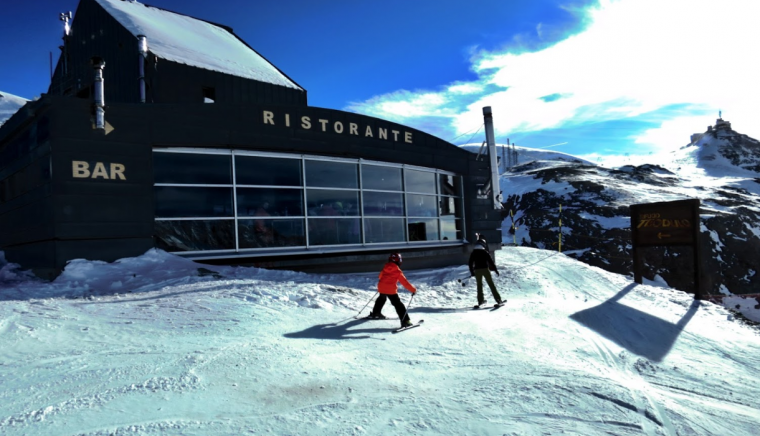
[283, 319, 392, 340]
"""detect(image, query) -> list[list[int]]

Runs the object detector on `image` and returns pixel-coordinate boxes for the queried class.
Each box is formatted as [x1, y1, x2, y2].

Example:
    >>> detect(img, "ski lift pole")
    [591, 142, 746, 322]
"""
[510, 209, 517, 245]
[558, 204, 562, 253]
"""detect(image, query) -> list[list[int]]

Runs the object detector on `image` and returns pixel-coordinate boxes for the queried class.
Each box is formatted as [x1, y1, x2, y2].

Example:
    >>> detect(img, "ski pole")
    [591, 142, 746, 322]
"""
[352, 291, 379, 319]
[400, 292, 416, 323]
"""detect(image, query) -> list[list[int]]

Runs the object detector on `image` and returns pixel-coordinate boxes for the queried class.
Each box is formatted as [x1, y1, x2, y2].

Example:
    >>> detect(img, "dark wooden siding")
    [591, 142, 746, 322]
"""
[49, 0, 143, 103]
[150, 60, 306, 105]
[1, 96, 496, 277]
[49, 0, 307, 106]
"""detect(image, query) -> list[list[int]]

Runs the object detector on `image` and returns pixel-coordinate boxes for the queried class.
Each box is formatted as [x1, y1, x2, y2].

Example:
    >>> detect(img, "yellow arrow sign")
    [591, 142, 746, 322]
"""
[658, 232, 671, 239]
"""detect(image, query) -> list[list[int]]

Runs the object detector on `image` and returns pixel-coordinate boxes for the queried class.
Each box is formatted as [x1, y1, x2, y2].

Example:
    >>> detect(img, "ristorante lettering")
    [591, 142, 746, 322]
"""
[637, 218, 691, 228]
[262, 110, 413, 144]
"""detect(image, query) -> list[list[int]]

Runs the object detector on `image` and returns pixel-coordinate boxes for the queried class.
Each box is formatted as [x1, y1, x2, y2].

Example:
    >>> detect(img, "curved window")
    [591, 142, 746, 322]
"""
[153, 149, 464, 255]
[362, 165, 402, 191]
[305, 160, 358, 189]
[154, 152, 231, 184]
[363, 191, 404, 217]
[407, 194, 438, 218]
[237, 188, 303, 217]
[238, 218, 305, 249]
[306, 189, 360, 217]
[236, 156, 301, 186]
[155, 186, 232, 218]
[405, 169, 436, 194]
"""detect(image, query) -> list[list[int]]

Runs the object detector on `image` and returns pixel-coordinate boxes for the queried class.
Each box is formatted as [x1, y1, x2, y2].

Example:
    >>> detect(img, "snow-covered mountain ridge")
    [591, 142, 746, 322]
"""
[0, 91, 27, 127]
[484, 119, 760, 304]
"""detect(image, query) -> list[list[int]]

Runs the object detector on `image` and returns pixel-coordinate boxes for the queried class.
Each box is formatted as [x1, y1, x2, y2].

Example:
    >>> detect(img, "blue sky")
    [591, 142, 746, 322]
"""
[2, 0, 758, 160]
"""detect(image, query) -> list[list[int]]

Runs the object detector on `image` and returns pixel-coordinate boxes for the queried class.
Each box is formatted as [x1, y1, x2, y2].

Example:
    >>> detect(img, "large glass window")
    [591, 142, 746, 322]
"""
[155, 186, 233, 218]
[155, 220, 235, 251]
[153, 150, 464, 254]
[363, 191, 404, 216]
[238, 218, 305, 249]
[237, 188, 303, 217]
[407, 194, 438, 218]
[408, 219, 439, 241]
[306, 189, 359, 216]
[305, 160, 358, 189]
[308, 218, 362, 246]
[405, 169, 436, 194]
[154, 152, 231, 184]
[362, 165, 402, 191]
[365, 218, 405, 243]
[236, 156, 301, 186]
[440, 217, 463, 241]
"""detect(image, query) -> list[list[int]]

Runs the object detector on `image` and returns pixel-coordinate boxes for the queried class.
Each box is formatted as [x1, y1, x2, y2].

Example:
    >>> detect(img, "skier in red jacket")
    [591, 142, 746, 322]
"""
[369, 252, 416, 327]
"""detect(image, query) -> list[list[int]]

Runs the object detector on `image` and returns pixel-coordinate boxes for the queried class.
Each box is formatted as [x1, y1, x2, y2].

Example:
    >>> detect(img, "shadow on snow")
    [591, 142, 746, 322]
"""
[570, 283, 700, 362]
[283, 318, 396, 340]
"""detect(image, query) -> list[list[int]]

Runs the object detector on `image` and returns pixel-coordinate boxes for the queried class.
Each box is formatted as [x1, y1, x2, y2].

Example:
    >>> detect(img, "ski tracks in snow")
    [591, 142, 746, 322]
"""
[576, 325, 676, 436]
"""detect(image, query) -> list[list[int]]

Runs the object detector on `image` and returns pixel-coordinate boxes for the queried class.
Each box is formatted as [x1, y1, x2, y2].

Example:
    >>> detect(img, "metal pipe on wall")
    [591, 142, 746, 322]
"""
[482, 106, 502, 209]
[92, 57, 106, 130]
[137, 35, 148, 103]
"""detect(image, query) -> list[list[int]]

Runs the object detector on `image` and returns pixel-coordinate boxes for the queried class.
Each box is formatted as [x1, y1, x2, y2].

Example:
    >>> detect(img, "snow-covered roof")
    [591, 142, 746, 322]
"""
[94, 0, 302, 90]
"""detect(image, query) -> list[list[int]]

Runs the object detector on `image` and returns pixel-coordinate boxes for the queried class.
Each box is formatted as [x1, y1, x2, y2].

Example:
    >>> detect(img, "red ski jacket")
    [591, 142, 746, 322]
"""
[377, 262, 416, 295]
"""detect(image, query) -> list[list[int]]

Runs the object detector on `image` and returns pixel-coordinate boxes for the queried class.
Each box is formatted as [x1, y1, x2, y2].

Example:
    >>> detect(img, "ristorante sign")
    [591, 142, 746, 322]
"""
[631, 199, 699, 246]
[262, 110, 414, 144]
[630, 199, 703, 298]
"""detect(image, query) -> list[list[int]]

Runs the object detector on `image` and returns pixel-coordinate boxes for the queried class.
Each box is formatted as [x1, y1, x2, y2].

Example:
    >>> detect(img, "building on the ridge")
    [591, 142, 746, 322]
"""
[0, 0, 502, 279]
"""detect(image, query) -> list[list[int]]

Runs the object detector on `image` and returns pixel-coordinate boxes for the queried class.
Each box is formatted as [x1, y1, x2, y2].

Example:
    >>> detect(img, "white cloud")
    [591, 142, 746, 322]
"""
[634, 115, 714, 149]
[348, 0, 760, 154]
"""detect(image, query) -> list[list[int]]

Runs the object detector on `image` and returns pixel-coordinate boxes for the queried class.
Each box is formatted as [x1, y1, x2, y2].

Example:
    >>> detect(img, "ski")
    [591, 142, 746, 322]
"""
[392, 319, 424, 333]
[471, 301, 507, 310]
[363, 316, 398, 320]
[490, 300, 507, 311]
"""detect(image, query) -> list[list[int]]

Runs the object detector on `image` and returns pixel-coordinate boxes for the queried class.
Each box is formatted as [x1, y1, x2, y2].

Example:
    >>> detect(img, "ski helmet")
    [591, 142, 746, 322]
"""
[389, 252, 402, 264]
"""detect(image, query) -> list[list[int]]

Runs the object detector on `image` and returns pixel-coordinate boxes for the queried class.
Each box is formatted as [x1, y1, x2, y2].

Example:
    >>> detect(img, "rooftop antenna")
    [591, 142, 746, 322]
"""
[59, 11, 72, 36]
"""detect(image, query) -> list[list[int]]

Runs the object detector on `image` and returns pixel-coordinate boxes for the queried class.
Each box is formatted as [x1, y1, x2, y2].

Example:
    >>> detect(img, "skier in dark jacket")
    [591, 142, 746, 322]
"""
[369, 252, 416, 327]
[468, 236, 502, 308]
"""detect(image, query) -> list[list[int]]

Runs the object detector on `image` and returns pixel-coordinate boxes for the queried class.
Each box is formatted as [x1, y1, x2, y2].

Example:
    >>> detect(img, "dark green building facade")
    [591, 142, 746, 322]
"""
[0, 0, 501, 278]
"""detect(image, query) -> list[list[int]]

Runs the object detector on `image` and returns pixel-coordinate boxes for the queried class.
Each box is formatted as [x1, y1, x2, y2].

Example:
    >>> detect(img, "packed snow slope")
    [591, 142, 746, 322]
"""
[1, 247, 759, 435]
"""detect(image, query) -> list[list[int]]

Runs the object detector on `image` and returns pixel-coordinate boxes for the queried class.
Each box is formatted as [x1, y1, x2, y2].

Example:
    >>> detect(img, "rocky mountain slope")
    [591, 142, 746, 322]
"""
[480, 119, 760, 300]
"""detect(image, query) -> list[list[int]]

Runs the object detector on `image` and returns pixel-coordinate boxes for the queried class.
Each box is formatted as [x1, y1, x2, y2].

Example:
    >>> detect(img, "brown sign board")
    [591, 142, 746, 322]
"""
[630, 199, 703, 299]
[631, 199, 699, 247]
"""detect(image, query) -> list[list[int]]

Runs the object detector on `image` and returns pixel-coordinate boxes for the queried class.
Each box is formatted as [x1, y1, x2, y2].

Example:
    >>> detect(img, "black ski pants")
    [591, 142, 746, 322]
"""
[372, 293, 410, 323]
[474, 268, 501, 304]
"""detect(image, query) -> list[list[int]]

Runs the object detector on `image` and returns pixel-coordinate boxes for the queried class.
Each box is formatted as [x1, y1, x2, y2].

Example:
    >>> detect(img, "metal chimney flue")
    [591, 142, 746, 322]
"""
[59, 11, 72, 79]
[92, 57, 106, 131]
[482, 106, 502, 209]
[137, 35, 148, 103]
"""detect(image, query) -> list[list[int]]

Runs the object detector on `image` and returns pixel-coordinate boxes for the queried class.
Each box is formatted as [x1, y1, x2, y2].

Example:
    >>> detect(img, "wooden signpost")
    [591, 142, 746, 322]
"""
[630, 199, 703, 299]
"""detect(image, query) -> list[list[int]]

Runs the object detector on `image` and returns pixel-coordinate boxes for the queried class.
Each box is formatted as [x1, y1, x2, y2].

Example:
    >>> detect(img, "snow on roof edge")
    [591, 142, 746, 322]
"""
[94, 0, 304, 91]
